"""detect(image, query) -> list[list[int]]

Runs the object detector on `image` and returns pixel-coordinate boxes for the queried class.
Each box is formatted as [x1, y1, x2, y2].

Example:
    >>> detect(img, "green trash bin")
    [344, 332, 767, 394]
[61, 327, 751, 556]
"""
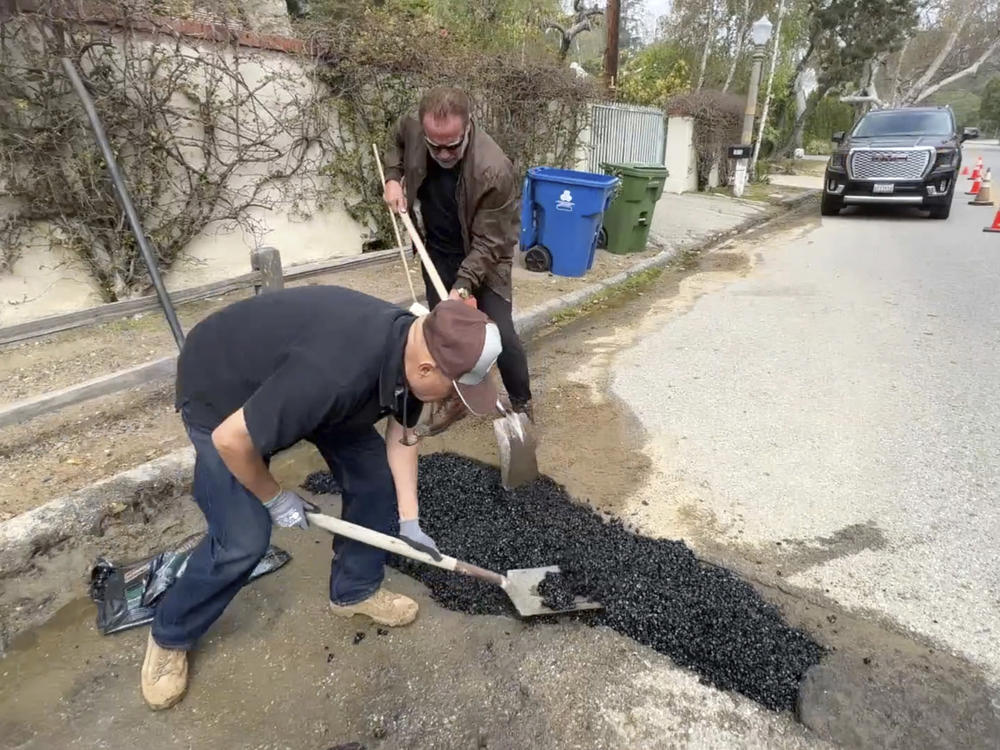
[599, 163, 668, 254]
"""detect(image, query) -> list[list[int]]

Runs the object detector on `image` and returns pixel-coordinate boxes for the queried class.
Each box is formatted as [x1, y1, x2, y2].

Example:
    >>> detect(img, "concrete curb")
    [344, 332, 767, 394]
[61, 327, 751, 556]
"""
[517, 190, 818, 338]
[0, 190, 818, 649]
[0, 448, 198, 652]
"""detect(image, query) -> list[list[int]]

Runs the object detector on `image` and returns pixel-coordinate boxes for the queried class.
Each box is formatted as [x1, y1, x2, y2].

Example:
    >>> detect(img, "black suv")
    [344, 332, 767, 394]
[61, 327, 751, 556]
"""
[823, 106, 978, 219]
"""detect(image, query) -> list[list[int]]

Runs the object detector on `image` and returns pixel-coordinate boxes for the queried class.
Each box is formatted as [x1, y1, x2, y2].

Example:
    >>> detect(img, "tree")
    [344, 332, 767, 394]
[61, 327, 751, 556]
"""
[617, 42, 692, 105]
[978, 76, 1000, 131]
[886, 0, 1000, 106]
[543, 0, 605, 62]
[776, 0, 918, 154]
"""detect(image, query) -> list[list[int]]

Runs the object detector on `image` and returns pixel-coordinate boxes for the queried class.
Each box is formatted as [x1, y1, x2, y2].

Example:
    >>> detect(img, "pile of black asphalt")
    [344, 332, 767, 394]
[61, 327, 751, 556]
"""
[304, 453, 823, 711]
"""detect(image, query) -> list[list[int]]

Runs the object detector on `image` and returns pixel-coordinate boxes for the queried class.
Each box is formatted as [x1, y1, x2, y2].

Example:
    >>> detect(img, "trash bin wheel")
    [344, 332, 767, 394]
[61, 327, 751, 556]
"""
[597, 227, 608, 249]
[524, 245, 552, 273]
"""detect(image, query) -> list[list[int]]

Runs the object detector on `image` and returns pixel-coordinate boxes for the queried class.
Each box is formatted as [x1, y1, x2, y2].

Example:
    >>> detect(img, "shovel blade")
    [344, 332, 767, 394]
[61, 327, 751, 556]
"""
[504, 565, 602, 617]
[493, 412, 538, 489]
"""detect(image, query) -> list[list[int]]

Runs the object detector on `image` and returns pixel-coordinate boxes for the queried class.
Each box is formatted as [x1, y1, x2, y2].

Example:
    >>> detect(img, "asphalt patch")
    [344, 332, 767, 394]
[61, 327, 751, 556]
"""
[315, 453, 824, 711]
[537, 571, 577, 611]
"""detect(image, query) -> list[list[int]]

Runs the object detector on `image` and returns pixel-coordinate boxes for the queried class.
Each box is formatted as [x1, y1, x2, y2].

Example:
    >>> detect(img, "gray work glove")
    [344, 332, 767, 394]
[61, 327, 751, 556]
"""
[264, 490, 317, 530]
[398, 519, 442, 561]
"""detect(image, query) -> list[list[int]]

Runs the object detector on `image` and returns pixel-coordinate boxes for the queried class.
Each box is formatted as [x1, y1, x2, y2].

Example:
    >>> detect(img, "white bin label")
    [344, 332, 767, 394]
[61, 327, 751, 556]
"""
[556, 189, 575, 212]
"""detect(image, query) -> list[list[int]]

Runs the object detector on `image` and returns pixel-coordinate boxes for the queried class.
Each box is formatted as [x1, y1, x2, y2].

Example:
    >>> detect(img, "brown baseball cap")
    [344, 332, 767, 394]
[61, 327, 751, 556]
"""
[422, 300, 503, 416]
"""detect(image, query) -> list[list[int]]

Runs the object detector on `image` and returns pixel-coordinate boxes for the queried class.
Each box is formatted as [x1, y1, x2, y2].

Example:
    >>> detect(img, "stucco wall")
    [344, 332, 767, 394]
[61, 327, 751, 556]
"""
[0, 28, 366, 327]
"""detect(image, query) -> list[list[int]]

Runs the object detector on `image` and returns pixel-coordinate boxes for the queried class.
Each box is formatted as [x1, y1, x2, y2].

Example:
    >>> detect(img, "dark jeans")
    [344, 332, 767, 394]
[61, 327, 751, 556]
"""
[153, 419, 394, 649]
[422, 248, 532, 405]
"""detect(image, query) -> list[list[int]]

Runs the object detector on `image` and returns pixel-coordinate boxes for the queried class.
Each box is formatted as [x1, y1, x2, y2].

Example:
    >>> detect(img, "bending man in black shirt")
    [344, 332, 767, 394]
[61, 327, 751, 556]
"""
[383, 86, 533, 428]
[141, 286, 503, 710]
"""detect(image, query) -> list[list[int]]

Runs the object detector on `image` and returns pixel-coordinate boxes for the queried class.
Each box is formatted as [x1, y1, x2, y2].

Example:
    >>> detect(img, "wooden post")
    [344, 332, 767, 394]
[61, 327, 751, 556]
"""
[604, 0, 620, 91]
[251, 247, 283, 294]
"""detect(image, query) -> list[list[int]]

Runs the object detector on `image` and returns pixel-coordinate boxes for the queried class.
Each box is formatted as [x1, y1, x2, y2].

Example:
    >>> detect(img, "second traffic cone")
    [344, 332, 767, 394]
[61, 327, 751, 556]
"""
[967, 175, 982, 195]
[961, 165, 970, 176]
[983, 204, 1000, 232]
[970, 168, 993, 205]
[970, 156, 984, 180]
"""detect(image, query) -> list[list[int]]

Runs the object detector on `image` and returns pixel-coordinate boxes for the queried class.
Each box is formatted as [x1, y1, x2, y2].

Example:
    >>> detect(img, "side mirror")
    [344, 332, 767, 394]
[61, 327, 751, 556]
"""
[831, 131, 845, 143]
[962, 127, 980, 142]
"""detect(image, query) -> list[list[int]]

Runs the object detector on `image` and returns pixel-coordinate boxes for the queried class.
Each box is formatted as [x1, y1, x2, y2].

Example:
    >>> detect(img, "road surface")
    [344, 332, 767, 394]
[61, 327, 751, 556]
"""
[613, 149, 1000, 744]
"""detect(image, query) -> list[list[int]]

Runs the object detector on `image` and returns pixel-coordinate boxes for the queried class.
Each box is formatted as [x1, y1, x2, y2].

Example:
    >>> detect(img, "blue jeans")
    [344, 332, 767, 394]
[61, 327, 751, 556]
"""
[153, 419, 394, 649]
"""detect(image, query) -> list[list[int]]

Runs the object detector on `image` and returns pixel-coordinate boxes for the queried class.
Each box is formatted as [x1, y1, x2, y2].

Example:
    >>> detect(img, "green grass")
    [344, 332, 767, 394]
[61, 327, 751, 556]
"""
[547, 267, 665, 328]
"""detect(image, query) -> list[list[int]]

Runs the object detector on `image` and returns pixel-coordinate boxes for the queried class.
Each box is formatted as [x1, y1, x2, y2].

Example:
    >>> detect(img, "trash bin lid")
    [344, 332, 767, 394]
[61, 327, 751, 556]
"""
[600, 162, 669, 178]
[527, 166, 620, 189]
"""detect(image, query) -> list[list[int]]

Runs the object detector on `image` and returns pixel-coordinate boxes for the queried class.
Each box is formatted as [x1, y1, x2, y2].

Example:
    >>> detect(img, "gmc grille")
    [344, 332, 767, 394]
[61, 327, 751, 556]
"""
[849, 149, 932, 181]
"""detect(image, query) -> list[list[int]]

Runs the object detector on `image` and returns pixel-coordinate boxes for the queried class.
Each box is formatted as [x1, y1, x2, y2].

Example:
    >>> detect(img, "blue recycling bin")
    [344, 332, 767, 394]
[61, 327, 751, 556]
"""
[519, 167, 620, 277]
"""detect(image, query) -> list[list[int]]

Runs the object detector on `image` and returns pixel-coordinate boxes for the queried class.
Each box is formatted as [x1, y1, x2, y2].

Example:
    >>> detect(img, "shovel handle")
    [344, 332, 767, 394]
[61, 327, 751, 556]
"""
[453, 560, 508, 588]
[398, 210, 449, 302]
[306, 512, 508, 590]
[306, 512, 458, 572]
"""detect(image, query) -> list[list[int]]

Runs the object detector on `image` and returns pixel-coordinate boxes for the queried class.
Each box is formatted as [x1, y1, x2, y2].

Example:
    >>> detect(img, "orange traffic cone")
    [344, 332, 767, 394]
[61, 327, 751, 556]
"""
[967, 175, 982, 195]
[970, 156, 984, 180]
[961, 165, 970, 176]
[970, 168, 993, 205]
[984, 204, 1000, 232]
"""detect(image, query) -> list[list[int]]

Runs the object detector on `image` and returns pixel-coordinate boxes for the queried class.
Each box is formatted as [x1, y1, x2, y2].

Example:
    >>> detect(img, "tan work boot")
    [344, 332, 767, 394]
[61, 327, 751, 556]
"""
[330, 588, 418, 627]
[141, 632, 188, 710]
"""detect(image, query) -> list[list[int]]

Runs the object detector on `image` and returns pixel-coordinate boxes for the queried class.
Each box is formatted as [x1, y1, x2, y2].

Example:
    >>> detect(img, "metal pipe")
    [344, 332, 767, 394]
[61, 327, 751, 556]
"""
[61, 57, 185, 350]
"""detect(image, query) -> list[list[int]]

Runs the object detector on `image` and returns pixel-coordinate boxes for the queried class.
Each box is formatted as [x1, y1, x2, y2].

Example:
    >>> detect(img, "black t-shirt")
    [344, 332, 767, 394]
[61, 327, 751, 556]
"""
[175, 286, 422, 457]
[417, 157, 464, 255]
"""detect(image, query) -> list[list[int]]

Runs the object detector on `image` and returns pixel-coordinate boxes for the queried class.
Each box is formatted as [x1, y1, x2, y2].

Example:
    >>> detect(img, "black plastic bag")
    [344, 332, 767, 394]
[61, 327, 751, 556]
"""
[88, 533, 291, 635]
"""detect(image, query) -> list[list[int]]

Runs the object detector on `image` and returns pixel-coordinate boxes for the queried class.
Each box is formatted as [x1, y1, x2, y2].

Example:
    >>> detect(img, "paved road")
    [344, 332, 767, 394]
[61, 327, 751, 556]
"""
[614, 156, 1000, 693]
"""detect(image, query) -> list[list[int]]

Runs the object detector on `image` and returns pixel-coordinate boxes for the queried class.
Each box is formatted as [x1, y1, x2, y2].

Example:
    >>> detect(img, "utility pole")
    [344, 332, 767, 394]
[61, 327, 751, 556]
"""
[604, 0, 620, 91]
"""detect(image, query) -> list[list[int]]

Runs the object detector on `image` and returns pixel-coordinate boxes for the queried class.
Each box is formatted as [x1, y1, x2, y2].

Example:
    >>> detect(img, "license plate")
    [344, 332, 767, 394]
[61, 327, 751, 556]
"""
[873, 183, 895, 194]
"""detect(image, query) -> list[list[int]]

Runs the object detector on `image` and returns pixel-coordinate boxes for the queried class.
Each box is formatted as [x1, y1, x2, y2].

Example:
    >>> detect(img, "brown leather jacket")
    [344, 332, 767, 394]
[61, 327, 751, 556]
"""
[383, 116, 518, 300]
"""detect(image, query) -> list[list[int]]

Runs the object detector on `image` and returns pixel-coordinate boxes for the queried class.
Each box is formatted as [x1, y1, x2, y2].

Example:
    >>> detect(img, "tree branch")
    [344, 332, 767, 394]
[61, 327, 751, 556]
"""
[914, 37, 1000, 103]
[902, 10, 969, 104]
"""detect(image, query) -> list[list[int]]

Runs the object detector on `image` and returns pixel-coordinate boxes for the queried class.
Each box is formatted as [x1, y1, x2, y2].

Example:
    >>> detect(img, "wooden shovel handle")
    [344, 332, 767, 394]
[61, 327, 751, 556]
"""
[306, 512, 508, 588]
[306, 512, 456, 572]
[453, 560, 507, 588]
[398, 210, 449, 301]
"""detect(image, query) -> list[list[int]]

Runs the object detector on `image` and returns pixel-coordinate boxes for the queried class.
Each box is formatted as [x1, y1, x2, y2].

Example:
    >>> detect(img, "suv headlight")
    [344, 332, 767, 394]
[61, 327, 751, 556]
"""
[829, 152, 846, 170]
[934, 149, 958, 170]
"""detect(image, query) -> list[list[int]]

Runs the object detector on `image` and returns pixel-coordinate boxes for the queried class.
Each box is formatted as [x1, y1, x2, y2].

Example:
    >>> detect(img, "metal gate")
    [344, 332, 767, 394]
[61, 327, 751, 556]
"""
[588, 102, 666, 171]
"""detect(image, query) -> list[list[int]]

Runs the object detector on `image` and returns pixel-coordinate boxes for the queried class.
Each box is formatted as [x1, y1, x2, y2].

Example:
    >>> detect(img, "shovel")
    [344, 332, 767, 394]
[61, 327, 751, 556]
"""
[396, 210, 539, 489]
[306, 512, 600, 617]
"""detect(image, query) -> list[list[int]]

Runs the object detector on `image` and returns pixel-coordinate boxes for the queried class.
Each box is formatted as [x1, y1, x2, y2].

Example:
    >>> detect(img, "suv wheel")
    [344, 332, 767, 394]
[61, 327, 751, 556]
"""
[928, 202, 951, 219]
[821, 192, 843, 216]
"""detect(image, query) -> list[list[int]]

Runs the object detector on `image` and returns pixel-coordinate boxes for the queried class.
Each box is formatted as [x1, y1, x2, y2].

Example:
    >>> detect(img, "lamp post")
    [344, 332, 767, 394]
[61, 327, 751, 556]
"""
[733, 15, 773, 197]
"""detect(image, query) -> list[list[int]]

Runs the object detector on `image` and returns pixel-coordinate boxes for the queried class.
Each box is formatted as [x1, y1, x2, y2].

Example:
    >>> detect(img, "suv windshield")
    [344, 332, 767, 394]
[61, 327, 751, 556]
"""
[852, 110, 953, 137]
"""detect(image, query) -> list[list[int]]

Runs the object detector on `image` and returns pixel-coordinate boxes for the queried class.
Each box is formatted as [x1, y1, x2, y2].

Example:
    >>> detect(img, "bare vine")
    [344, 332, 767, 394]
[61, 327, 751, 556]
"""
[1, 1, 322, 300]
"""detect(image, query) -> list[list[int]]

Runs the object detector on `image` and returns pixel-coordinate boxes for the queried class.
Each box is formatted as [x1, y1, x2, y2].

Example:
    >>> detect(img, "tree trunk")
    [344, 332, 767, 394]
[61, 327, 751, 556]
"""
[695, 0, 716, 91]
[889, 38, 910, 106]
[752, 0, 786, 172]
[721, 0, 751, 93]
[781, 83, 829, 157]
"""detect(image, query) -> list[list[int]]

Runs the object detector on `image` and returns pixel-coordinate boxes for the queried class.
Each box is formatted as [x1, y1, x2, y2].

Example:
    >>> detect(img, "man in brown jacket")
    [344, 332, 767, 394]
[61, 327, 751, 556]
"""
[382, 87, 532, 424]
